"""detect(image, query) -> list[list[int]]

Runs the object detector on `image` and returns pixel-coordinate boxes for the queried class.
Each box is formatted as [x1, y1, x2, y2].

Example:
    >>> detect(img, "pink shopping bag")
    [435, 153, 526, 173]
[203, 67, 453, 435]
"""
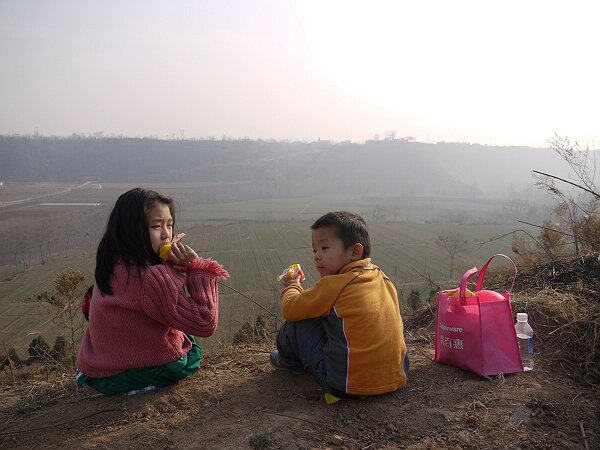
[434, 254, 523, 376]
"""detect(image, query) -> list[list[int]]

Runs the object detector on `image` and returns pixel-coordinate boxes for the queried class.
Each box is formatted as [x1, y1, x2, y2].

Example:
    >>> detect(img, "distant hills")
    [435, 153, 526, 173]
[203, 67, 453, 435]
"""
[0, 135, 569, 200]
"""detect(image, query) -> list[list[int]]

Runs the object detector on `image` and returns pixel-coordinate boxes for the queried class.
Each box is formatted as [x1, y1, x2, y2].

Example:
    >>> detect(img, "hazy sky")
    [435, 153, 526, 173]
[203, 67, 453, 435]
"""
[1, 1, 598, 147]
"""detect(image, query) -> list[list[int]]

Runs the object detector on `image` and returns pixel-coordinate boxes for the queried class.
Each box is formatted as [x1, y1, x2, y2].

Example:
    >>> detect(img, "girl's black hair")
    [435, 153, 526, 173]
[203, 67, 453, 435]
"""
[95, 188, 175, 295]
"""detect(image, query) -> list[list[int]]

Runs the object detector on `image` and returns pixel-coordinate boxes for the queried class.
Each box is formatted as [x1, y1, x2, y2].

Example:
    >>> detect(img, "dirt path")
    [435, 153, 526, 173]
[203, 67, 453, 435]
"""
[1, 335, 597, 449]
[0, 181, 90, 209]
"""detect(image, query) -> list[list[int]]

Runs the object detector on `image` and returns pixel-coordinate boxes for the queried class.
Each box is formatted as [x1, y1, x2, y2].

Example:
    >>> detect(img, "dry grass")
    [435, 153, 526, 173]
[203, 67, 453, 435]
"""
[512, 290, 600, 385]
[404, 253, 600, 386]
[0, 366, 83, 414]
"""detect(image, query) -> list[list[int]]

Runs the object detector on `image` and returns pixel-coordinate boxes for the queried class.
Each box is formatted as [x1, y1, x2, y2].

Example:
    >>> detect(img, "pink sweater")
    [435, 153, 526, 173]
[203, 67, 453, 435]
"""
[77, 258, 229, 378]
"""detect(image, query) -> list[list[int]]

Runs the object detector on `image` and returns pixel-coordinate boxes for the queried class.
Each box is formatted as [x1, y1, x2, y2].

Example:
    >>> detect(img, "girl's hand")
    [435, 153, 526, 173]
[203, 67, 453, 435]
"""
[167, 242, 199, 266]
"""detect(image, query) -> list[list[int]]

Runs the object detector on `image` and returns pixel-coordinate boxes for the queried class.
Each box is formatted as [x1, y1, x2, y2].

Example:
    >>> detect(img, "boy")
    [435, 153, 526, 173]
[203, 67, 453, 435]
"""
[272, 211, 409, 397]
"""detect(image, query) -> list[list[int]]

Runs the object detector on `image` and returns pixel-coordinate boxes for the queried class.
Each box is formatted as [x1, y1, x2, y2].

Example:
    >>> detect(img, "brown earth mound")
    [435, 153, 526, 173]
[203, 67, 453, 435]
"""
[1, 255, 599, 449]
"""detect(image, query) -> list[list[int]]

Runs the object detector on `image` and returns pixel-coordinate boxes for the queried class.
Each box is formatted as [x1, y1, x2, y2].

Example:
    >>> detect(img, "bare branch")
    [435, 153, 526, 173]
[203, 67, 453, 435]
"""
[533, 170, 600, 200]
[517, 220, 599, 246]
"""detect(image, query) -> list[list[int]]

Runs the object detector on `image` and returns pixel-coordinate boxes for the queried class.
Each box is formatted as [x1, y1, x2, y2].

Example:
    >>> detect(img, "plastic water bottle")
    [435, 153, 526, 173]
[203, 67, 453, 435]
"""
[515, 313, 534, 371]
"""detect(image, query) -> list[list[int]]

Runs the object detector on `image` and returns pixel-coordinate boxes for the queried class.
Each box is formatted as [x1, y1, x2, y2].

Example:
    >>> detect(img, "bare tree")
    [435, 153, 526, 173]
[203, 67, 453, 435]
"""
[385, 130, 397, 141]
[372, 205, 387, 223]
[533, 134, 599, 256]
[547, 134, 597, 196]
[46, 269, 87, 368]
[502, 199, 527, 223]
[437, 234, 468, 279]
[46, 225, 54, 260]
[64, 228, 71, 258]
[11, 227, 28, 274]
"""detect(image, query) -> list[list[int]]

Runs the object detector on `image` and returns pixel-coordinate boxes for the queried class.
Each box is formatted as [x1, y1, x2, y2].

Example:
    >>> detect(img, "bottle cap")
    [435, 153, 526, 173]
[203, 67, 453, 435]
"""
[516, 313, 528, 321]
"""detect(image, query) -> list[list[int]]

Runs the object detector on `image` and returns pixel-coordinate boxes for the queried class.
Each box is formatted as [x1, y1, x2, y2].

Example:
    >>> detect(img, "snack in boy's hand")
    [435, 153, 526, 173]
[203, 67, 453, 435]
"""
[276, 263, 305, 282]
[159, 233, 186, 261]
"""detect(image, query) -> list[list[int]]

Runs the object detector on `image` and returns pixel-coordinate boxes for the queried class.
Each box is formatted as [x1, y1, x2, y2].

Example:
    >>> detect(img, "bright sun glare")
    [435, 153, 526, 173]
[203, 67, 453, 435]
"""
[0, 0, 598, 146]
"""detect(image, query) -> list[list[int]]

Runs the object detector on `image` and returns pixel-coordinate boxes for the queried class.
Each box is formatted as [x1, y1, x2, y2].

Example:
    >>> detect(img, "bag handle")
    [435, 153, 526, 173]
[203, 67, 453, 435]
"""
[459, 266, 478, 299]
[475, 253, 518, 294]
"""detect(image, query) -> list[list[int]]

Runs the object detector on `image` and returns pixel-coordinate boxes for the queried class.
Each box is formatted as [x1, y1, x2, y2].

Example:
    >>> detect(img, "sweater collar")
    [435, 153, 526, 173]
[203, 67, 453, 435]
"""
[339, 258, 373, 274]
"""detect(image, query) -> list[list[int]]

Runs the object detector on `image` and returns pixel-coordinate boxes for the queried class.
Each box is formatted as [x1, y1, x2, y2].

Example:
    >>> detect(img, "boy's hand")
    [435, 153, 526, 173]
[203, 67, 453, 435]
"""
[277, 264, 304, 287]
[282, 276, 302, 287]
[282, 266, 304, 287]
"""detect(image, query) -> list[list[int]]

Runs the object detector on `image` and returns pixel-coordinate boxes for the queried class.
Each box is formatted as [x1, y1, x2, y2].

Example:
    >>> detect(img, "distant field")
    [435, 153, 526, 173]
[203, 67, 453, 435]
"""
[0, 249, 96, 355]
[0, 182, 533, 356]
[0, 219, 525, 355]
[205, 221, 523, 294]
[1, 180, 528, 227]
[177, 193, 510, 226]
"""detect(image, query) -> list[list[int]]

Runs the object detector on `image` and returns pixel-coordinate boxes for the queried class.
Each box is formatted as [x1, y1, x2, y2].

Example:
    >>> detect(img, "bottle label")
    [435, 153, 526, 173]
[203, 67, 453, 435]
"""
[527, 337, 534, 354]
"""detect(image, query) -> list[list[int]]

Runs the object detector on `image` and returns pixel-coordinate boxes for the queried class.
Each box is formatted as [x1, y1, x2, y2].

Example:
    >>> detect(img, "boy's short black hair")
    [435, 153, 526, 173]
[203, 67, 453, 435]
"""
[311, 211, 371, 258]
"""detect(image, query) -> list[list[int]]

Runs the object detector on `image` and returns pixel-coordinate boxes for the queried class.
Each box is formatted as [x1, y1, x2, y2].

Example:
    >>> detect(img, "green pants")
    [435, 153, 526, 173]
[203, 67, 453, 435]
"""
[76, 336, 202, 394]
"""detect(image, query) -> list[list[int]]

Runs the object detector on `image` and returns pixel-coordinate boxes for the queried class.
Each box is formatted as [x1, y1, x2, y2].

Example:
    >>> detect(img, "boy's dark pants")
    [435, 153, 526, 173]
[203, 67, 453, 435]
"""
[276, 318, 352, 398]
[276, 318, 411, 398]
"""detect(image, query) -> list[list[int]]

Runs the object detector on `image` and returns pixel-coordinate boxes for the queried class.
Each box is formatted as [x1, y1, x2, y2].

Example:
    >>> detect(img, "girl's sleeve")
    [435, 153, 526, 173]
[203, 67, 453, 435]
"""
[142, 258, 229, 337]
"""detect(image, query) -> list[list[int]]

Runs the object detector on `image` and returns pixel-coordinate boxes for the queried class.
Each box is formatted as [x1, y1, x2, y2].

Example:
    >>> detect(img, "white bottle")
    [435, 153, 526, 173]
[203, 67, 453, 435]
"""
[515, 313, 534, 371]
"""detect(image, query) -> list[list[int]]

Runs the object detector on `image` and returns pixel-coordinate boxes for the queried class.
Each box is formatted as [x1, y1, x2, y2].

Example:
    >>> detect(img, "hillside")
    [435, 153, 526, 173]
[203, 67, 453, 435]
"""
[0, 135, 569, 200]
[1, 255, 598, 449]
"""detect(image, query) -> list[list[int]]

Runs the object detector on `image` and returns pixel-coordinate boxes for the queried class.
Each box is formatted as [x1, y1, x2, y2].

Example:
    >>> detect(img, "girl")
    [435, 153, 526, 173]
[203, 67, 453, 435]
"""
[76, 188, 228, 394]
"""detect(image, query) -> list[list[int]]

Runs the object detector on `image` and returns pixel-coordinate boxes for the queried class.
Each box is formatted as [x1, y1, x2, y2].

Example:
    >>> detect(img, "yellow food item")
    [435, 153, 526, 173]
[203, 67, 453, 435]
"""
[276, 263, 304, 281]
[159, 233, 186, 262]
[159, 244, 172, 261]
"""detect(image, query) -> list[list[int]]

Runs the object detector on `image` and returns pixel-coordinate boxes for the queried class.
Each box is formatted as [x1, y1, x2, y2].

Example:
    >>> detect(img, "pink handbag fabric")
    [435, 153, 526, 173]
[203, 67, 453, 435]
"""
[434, 254, 523, 376]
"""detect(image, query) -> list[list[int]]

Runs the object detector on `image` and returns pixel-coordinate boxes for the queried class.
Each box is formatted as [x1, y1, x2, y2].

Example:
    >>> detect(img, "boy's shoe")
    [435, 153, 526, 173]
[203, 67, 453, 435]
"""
[269, 350, 304, 374]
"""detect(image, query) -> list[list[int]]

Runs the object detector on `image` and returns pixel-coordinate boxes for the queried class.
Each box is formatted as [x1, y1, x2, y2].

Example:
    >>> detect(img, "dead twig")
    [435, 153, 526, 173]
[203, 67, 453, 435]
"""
[517, 220, 599, 246]
[266, 411, 357, 443]
[533, 170, 600, 200]
[219, 282, 284, 324]
[579, 421, 589, 450]
[0, 409, 124, 435]
[2, 340, 16, 383]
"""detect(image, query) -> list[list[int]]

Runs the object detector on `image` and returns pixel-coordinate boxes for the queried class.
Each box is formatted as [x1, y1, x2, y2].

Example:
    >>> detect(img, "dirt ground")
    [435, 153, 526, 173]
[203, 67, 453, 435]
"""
[0, 330, 597, 449]
[2, 254, 599, 449]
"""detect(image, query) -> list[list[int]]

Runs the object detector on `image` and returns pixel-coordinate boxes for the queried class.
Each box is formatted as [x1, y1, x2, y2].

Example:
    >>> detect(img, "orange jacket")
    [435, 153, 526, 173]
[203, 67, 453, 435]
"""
[280, 258, 408, 395]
